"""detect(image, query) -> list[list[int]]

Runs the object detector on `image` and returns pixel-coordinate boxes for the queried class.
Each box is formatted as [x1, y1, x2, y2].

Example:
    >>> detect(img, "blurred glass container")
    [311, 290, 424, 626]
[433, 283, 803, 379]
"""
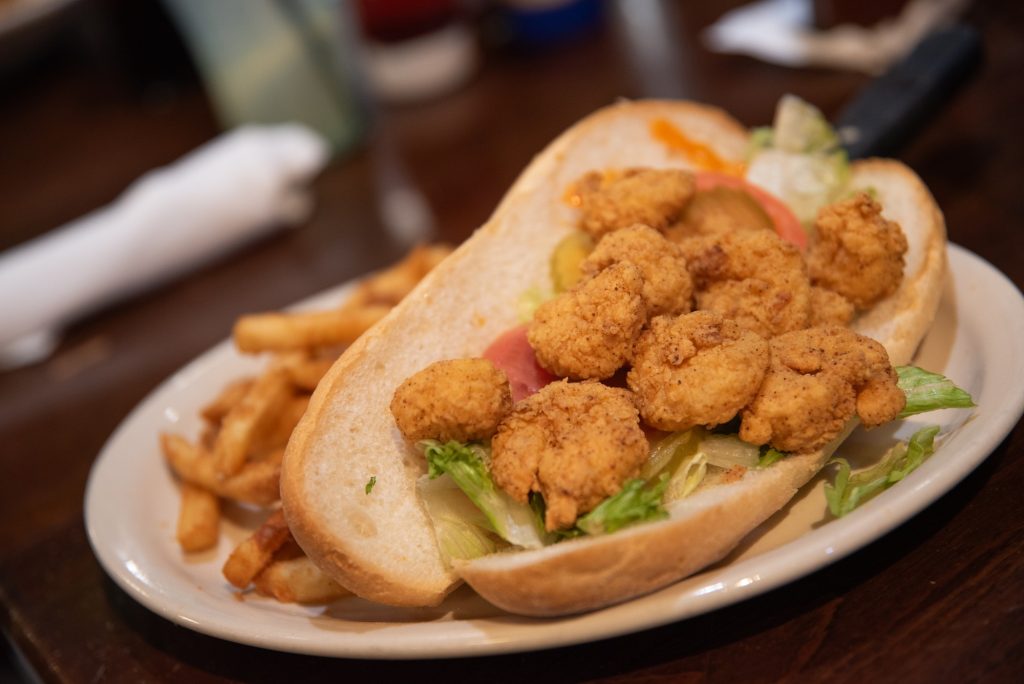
[356, 0, 477, 104]
[162, 0, 367, 153]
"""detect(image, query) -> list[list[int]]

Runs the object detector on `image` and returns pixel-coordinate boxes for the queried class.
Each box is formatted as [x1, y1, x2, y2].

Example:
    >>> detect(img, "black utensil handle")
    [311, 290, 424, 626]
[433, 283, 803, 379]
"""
[837, 24, 982, 160]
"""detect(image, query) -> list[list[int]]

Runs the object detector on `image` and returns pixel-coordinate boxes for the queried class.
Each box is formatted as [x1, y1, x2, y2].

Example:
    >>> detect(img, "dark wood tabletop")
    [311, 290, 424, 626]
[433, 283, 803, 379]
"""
[2, 1, 1022, 682]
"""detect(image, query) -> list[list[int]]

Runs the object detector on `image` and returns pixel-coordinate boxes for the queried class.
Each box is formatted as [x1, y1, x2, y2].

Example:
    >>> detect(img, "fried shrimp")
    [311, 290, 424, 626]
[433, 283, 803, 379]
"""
[666, 186, 775, 242]
[809, 285, 855, 327]
[806, 193, 908, 310]
[680, 230, 811, 338]
[580, 224, 693, 316]
[490, 381, 647, 531]
[390, 359, 512, 443]
[627, 311, 770, 431]
[528, 262, 646, 380]
[572, 168, 695, 240]
[740, 326, 905, 452]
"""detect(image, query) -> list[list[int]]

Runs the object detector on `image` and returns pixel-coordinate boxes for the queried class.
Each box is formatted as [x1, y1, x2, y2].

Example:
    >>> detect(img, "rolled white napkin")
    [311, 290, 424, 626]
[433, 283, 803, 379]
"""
[0, 123, 330, 368]
[703, 0, 968, 74]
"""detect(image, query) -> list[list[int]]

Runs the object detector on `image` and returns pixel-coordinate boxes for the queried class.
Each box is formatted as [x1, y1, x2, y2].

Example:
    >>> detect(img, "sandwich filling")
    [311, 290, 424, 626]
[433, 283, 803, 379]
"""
[387, 97, 973, 564]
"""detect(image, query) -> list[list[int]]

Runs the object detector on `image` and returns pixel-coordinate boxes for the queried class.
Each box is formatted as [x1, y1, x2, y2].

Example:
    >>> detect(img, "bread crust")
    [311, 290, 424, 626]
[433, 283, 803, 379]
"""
[281, 100, 946, 614]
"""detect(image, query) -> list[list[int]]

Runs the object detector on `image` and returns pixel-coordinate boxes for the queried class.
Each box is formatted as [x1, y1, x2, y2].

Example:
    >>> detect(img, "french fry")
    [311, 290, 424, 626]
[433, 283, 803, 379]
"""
[222, 510, 291, 589]
[354, 244, 452, 306]
[200, 378, 254, 424]
[176, 482, 220, 552]
[213, 368, 291, 477]
[253, 548, 350, 604]
[277, 351, 336, 392]
[232, 305, 390, 354]
[250, 393, 310, 458]
[161, 434, 281, 505]
[160, 244, 453, 603]
[199, 422, 219, 451]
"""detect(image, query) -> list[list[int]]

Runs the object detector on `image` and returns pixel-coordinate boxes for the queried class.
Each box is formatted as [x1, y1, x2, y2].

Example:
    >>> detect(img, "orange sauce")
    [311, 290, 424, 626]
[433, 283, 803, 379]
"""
[650, 118, 746, 177]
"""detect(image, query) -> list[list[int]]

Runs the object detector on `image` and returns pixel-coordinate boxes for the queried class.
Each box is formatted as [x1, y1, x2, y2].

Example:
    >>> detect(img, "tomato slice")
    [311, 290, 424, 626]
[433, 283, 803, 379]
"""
[483, 325, 556, 403]
[694, 172, 807, 251]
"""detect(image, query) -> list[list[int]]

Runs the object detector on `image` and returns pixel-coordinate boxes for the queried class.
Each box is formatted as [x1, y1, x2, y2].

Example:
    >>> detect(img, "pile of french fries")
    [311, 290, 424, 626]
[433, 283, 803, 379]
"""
[160, 244, 452, 603]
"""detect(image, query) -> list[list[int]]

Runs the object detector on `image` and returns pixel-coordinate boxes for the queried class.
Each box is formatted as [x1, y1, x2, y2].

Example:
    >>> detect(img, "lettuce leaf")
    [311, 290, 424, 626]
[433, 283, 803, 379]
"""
[757, 447, 787, 468]
[417, 474, 502, 567]
[824, 425, 940, 518]
[896, 366, 976, 418]
[641, 429, 700, 481]
[772, 94, 841, 154]
[516, 286, 553, 322]
[745, 95, 850, 225]
[420, 440, 551, 549]
[640, 429, 708, 503]
[575, 475, 670, 536]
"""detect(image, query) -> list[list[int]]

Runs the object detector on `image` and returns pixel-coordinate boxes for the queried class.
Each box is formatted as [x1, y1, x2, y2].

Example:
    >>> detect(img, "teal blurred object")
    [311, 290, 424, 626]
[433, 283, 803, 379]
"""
[162, 0, 367, 154]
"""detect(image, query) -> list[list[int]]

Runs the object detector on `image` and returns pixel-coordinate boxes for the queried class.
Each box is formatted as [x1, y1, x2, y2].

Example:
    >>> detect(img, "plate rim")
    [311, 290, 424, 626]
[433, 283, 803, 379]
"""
[84, 243, 1024, 659]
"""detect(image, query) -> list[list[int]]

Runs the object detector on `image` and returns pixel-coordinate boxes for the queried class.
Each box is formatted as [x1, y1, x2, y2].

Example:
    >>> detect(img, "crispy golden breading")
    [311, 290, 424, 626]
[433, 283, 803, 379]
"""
[740, 326, 905, 452]
[679, 231, 811, 338]
[573, 168, 695, 240]
[390, 359, 512, 443]
[491, 381, 648, 531]
[666, 186, 775, 242]
[627, 311, 770, 431]
[581, 224, 693, 317]
[529, 262, 646, 380]
[809, 285, 855, 327]
[806, 193, 908, 310]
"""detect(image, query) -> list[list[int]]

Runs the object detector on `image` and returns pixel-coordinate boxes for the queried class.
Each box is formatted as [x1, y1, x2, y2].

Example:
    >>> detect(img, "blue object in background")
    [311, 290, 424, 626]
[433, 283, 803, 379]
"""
[500, 0, 603, 48]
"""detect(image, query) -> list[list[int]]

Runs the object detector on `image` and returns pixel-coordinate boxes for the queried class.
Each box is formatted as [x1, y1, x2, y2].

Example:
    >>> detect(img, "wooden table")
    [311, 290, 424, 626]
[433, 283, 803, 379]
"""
[2, 1, 1022, 681]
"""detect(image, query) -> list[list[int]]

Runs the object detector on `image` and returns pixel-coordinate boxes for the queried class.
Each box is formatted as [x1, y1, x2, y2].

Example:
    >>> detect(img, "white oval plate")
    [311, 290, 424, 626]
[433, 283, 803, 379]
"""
[85, 244, 1024, 659]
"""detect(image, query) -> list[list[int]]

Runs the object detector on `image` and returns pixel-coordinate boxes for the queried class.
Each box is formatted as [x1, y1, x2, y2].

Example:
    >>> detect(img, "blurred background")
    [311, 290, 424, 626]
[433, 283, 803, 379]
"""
[1, 1, 1023, 681]
[2, 0, 1001, 256]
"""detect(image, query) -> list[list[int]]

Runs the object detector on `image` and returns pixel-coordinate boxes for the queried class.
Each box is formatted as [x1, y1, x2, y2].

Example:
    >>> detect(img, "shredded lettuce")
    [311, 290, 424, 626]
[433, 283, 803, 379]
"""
[641, 429, 707, 503]
[420, 440, 550, 549]
[516, 286, 553, 322]
[641, 429, 700, 481]
[772, 94, 841, 154]
[745, 95, 850, 225]
[748, 126, 773, 157]
[896, 366, 976, 418]
[417, 474, 502, 567]
[758, 447, 787, 468]
[576, 476, 670, 535]
[697, 433, 761, 469]
[824, 425, 940, 518]
[664, 452, 708, 503]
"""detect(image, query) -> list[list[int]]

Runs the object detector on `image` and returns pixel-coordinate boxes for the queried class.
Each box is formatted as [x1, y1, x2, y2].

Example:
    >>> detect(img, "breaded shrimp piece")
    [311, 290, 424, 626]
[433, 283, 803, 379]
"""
[390, 358, 512, 443]
[491, 380, 648, 531]
[528, 262, 646, 380]
[627, 311, 770, 431]
[740, 326, 905, 452]
[809, 285, 855, 327]
[581, 224, 693, 317]
[665, 186, 775, 242]
[572, 168, 695, 240]
[680, 231, 812, 338]
[806, 193, 908, 310]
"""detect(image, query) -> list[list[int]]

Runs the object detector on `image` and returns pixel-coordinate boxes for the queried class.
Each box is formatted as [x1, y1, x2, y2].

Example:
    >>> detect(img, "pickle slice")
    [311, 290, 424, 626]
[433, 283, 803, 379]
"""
[550, 231, 594, 292]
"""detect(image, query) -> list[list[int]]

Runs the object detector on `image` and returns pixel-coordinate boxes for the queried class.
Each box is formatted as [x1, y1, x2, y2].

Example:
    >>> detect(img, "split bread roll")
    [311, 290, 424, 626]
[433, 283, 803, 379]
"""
[280, 100, 947, 616]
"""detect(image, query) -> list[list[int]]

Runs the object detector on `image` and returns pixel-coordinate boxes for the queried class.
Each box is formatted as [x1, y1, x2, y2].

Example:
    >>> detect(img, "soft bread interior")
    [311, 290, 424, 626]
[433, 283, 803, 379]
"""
[281, 100, 946, 613]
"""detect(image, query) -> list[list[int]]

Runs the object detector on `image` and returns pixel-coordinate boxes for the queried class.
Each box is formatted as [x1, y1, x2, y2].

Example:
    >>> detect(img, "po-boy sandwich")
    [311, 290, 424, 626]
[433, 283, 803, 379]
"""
[280, 97, 969, 616]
